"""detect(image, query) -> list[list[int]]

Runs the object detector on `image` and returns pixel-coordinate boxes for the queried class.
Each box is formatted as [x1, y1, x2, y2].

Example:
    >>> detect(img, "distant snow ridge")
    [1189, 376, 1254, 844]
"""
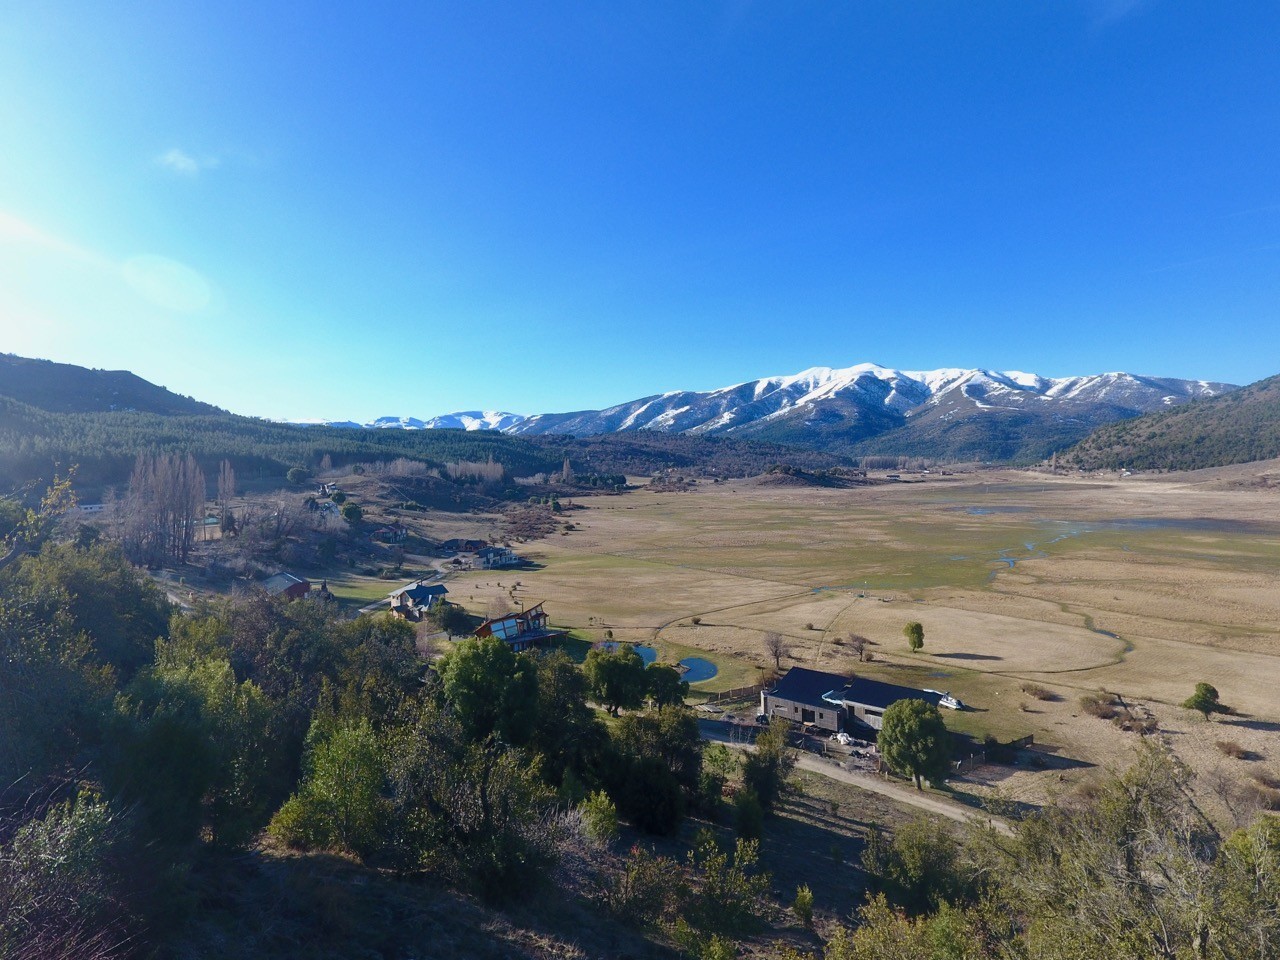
[283, 364, 1234, 442]
[420, 411, 529, 432]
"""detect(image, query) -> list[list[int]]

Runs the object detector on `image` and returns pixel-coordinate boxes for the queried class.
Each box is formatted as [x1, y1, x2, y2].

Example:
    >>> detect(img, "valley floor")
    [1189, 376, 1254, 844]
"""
[425, 466, 1280, 824]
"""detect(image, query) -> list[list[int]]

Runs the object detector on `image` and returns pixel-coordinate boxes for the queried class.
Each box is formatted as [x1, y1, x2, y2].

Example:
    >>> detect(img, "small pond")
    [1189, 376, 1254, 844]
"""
[678, 656, 718, 683]
[595, 641, 657, 665]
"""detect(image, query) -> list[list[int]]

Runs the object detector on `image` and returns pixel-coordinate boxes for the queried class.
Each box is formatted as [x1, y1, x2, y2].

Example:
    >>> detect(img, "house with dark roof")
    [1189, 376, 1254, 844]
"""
[760, 667, 852, 733]
[842, 677, 942, 731]
[263, 572, 311, 601]
[388, 581, 449, 621]
[760, 667, 941, 734]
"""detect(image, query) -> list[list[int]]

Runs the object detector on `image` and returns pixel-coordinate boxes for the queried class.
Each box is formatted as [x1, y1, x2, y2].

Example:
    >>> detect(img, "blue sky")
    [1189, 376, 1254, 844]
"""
[1, 1, 1277, 420]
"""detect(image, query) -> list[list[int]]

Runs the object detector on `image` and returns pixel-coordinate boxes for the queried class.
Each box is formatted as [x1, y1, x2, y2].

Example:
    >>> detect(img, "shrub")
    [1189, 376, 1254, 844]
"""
[1080, 693, 1120, 720]
[792, 884, 814, 926]
[733, 788, 764, 841]
[605, 846, 684, 926]
[686, 832, 770, 934]
[581, 790, 618, 843]
[340, 502, 363, 523]
[691, 616, 702, 625]
[268, 719, 389, 860]
[1216, 740, 1251, 760]
[1021, 683, 1059, 701]
[616, 756, 685, 835]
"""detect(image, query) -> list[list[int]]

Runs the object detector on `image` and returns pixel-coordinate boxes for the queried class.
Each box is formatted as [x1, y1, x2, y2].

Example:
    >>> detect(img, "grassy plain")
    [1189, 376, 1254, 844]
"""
[440, 468, 1280, 817]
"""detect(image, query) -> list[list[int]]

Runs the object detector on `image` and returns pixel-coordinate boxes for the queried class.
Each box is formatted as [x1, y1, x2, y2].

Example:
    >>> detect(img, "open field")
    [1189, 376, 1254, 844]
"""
[435, 469, 1280, 817]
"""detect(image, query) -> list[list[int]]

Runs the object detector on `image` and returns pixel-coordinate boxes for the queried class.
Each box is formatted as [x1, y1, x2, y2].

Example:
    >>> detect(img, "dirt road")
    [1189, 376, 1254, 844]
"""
[701, 720, 1013, 836]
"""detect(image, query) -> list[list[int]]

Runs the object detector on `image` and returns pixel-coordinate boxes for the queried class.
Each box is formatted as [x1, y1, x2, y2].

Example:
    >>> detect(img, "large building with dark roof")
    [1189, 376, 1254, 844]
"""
[760, 667, 940, 734]
[759, 667, 852, 733]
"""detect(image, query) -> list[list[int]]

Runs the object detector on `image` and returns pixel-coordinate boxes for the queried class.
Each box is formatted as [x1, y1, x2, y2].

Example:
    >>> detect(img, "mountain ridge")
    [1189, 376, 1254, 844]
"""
[290, 362, 1235, 462]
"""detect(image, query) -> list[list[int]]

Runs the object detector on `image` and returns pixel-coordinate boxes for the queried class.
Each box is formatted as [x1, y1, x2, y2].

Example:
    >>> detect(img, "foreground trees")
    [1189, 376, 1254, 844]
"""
[810, 744, 1280, 960]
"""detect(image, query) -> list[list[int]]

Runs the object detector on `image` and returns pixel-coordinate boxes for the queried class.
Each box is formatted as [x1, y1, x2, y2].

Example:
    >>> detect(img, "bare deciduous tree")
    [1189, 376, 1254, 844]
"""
[763, 631, 789, 670]
[217, 459, 236, 525]
[121, 453, 206, 564]
[848, 633, 870, 662]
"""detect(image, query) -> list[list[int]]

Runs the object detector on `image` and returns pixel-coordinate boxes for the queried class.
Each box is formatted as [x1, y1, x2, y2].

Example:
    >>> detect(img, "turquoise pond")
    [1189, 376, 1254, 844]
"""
[678, 657, 718, 683]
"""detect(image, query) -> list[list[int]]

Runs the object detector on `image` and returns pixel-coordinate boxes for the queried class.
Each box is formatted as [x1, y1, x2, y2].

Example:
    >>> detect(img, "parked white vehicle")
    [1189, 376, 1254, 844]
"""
[924, 689, 965, 710]
[828, 731, 855, 745]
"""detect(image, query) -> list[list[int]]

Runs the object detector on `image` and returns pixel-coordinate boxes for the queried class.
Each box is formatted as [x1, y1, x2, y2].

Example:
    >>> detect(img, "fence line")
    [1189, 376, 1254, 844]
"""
[705, 683, 765, 705]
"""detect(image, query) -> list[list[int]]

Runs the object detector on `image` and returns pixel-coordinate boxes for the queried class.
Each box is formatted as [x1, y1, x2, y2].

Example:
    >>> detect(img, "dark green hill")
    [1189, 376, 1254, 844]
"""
[0, 353, 221, 415]
[0, 355, 847, 493]
[1064, 373, 1280, 471]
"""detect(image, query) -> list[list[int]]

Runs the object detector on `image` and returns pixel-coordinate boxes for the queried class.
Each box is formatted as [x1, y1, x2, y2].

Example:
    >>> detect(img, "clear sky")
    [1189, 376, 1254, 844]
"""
[1, 1, 1277, 421]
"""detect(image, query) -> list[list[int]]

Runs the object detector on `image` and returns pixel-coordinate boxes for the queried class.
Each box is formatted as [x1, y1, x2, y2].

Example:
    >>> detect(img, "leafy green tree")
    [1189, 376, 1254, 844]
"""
[0, 578, 110, 791]
[742, 719, 796, 812]
[436, 635, 538, 745]
[1183, 681, 1229, 720]
[270, 718, 389, 859]
[331, 614, 420, 723]
[792, 884, 815, 927]
[613, 707, 704, 799]
[14, 541, 171, 678]
[903, 621, 924, 653]
[107, 650, 273, 848]
[340, 501, 362, 523]
[999, 744, 1241, 959]
[0, 474, 77, 574]
[878, 699, 950, 790]
[685, 831, 770, 934]
[733, 787, 764, 841]
[380, 699, 560, 901]
[529, 650, 607, 787]
[286, 466, 311, 485]
[646, 663, 689, 710]
[583, 644, 647, 715]
[430, 600, 472, 637]
[619, 755, 685, 835]
[861, 818, 969, 915]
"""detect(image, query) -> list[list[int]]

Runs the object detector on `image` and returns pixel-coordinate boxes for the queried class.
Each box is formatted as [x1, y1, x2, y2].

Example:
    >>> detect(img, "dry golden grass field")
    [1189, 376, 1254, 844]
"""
[431, 465, 1280, 820]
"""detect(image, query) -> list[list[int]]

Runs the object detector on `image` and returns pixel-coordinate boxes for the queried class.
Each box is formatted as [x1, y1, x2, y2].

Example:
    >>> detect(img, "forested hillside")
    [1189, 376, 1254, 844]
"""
[1065, 373, 1280, 471]
[0, 395, 566, 491]
[0, 353, 221, 415]
[0, 354, 851, 495]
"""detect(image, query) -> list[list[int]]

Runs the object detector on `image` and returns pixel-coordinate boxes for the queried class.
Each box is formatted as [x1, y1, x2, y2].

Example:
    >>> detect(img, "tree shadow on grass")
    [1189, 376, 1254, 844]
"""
[932, 653, 1003, 661]
[1220, 716, 1280, 733]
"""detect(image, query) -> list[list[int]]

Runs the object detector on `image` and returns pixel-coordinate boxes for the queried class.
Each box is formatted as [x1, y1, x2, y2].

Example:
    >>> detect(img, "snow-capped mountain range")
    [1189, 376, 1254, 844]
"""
[291, 363, 1236, 460]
